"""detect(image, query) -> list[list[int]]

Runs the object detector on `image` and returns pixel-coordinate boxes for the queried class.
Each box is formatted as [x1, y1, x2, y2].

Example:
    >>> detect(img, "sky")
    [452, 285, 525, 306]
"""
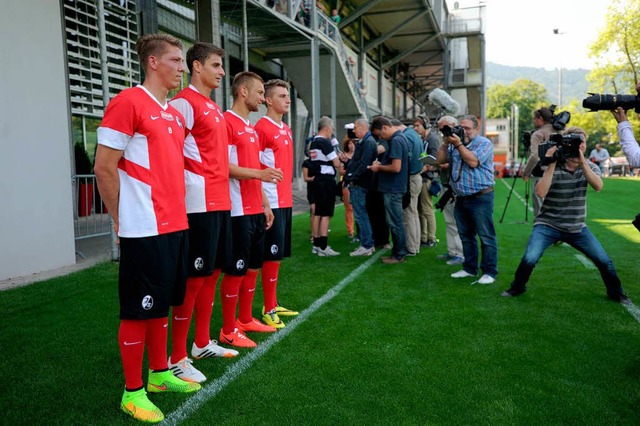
[453, 0, 614, 70]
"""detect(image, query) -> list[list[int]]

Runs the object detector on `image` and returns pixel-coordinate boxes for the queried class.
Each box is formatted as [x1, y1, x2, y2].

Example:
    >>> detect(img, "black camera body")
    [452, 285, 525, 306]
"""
[538, 133, 582, 165]
[582, 93, 640, 113]
[441, 124, 465, 140]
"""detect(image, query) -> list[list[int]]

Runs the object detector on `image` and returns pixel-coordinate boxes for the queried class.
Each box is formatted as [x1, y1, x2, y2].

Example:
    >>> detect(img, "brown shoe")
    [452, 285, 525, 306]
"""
[382, 256, 405, 264]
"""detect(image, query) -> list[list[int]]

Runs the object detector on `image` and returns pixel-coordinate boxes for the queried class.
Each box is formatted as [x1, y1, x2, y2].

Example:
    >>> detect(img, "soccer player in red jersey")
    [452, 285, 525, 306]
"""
[255, 79, 299, 328]
[219, 72, 284, 348]
[94, 34, 200, 424]
[167, 43, 238, 384]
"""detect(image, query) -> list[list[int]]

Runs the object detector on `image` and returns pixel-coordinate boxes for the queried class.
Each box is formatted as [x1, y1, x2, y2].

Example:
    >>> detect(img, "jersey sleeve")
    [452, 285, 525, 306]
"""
[97, 94, 135, 150]
[169, 98, 195, 130]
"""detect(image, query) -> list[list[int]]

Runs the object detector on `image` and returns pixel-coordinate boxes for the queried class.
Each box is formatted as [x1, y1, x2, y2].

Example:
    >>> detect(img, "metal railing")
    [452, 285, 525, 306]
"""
[72, 174, 111, 240]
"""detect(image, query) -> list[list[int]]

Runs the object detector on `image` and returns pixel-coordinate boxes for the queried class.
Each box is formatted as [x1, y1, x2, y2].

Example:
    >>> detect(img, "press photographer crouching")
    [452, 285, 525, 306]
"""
[501, 126, 631, 304]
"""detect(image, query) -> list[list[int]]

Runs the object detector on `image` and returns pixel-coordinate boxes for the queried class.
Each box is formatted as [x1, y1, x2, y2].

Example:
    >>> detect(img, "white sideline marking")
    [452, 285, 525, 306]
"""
[499, 178, 534, 213]
[623, 302, 640, 322]
[162, 249, 386, 425]
[500, 179, 640, 322]
[574, 253, 596, 270]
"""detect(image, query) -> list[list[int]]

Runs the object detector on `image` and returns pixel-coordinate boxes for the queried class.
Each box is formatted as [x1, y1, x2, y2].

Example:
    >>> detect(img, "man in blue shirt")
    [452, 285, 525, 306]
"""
[436, 115, 497, 284]
[391, 119, 423, 256]
[346, 118, 379, 256]
[369, 117, 409, 264]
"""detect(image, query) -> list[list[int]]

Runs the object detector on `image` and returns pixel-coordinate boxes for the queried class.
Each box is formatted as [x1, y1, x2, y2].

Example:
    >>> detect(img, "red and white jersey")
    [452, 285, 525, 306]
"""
[224, 110, 264, 217]
[170, 85, 231, 213]
[255, 116, 293, 208]
[97, 85, 188, 237]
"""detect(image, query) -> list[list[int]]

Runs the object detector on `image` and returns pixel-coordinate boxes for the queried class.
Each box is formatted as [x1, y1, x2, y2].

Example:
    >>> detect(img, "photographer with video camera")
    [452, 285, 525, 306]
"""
[610, 82, 640, 168]
[501, 126, 630, 304]
[522, 107, 555, 216]
[436, 115, 498, 284]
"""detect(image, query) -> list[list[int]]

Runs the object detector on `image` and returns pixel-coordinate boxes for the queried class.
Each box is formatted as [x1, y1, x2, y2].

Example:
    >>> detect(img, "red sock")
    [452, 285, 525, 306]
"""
[193, 270, 220, 348]
[170, 276, 204, 361]
[261, 260, 280, 312]
[118, 320, 146, 390]
[238, 269, 259, 324]
[146, 317, 169, 372]
[220, 274, 243, 334]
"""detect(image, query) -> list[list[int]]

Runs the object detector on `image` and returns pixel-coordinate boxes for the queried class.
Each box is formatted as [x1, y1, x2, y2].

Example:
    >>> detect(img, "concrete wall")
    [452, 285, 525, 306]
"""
[0, 1, 76, 281]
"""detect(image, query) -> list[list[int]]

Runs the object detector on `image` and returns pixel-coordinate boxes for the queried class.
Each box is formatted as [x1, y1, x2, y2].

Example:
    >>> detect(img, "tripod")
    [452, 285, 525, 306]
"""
[499, 155, 531, 224]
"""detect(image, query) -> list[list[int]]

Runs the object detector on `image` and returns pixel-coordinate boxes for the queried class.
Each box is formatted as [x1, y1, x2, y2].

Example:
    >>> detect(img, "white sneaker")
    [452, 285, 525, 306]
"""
[312, 246, 320, 254]
[451, 270, 476, 278]
[191, 339, 239, 359]
[476, 274, 496, 285]
[350, 246, 374, 257]
[168, 356, 206, 383]
[317, 246, 340, 256]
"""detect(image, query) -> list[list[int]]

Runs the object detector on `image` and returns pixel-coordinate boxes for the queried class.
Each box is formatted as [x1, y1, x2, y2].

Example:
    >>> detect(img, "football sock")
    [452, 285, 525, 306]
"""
[170, 276, 204, 361]
[220, 274, 243, 334]
[193, 270, 220, 348]
[313, 236, 328, 250]
[261, 261, 280, 312]
[238, 269, 259, 324]
[119, 320, 146, 390]
[146, 317, 169, 372]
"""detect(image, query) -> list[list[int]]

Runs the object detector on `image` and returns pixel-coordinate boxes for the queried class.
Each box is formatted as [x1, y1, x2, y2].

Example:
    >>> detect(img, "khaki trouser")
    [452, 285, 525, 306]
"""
[418, 179, 437, 242]
[443, 196, 463, 258]
[402, 174, 423, 253]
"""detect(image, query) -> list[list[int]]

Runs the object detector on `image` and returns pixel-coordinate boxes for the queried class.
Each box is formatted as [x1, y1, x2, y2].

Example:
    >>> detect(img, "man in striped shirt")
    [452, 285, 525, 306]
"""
[501, 126, 630, 304]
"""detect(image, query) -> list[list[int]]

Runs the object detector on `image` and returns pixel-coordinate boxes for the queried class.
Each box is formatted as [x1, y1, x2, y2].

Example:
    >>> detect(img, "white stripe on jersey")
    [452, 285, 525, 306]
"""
[183, 133, 203, 162]
[97, 127, 130, 151]
[185, 170, 206, 212]
[117, 168, 158, 237]
[228, 144, 243, 217]
[261, 147, 279, 206]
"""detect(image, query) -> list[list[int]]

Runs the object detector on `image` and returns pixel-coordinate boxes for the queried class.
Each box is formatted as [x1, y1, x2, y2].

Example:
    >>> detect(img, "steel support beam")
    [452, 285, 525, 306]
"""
[338, 0, 385, 29]
[363, 10, 429, 52]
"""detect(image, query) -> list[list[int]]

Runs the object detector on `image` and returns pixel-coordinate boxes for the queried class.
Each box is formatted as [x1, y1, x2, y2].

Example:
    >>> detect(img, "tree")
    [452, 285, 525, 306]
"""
[486, 78, 549, 153]
[586, 0, 640, 152]
[588, 0, 640, 93]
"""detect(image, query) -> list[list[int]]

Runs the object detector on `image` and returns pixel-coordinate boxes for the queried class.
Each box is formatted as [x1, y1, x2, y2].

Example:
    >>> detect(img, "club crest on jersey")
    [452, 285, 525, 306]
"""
[270, 244, 279, 255]
[236, 259, 245, 271]
[244, 127, 254, 134]
[194, 257, 204, 270]
[141, 295, 154, 310]
[161, 111, 174, 121]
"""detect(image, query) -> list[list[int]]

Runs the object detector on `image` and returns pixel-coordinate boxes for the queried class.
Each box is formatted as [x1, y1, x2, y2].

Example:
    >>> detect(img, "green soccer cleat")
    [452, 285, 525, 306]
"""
[147, 370, 202, 394]
[262, 308, 285, 329]
[274, 305, 299, 316]
[263, 305, 299, 317]
[120, 388, 164, 423]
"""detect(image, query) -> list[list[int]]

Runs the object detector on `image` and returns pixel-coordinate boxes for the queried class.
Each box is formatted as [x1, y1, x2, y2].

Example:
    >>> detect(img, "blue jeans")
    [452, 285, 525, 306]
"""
[510, 224, 624, 296]
[382, 192, 408, 259]
[453, 191, 498, 277]
[349, 185, 373, 249]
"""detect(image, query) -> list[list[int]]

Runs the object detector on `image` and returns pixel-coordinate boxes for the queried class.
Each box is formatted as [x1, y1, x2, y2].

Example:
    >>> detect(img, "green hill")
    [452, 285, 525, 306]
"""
[487, 62, 591, 106]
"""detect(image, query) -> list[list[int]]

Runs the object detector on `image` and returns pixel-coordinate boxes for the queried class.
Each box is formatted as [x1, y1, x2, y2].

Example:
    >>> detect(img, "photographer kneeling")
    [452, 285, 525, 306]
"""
[501, 127, 630, 304]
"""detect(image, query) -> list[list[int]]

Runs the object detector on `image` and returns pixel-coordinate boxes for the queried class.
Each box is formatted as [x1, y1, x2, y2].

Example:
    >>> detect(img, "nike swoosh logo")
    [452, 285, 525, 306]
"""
[269, 278, 278, 282]
[237, 131, 245, 135]
[225, 294, 238, 298]
[204, 111, 210, 115]
[224, 337, 234, 344]
[150, 384, 167, 391]
[174, 317, 189, 321]
[123, 341, 141, 346]
[150, 115, 159, 120]
[274, 135, 281, 139]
